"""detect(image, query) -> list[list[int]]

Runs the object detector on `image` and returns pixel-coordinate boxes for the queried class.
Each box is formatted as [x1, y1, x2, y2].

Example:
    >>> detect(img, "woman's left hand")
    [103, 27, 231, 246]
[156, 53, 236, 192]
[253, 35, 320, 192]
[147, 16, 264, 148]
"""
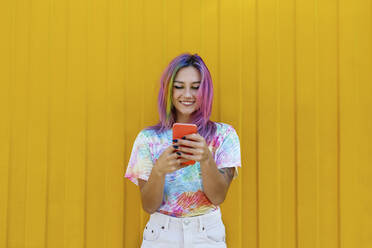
[174, 133, 212, 163]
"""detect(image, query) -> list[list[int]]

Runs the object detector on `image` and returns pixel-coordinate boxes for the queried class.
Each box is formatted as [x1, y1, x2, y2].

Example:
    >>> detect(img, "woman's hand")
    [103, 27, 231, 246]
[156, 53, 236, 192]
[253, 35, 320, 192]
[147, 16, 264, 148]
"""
[153, 145, 189, 176]
[173, 133, 212, 163]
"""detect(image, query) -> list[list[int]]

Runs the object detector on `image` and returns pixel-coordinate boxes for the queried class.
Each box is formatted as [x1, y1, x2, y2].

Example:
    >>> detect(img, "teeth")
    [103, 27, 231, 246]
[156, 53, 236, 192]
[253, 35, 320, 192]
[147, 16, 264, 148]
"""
[181, 101, 194, 105]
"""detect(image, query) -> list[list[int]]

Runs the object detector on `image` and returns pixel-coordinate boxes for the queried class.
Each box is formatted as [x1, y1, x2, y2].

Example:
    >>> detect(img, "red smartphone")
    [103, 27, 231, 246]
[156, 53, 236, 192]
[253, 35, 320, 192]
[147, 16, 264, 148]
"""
[172, 123, 198, 166]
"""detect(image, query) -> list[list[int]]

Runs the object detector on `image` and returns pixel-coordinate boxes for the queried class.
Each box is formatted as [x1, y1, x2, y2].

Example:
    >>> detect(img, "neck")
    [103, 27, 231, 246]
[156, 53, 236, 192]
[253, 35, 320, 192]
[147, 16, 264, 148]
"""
[176, 113, 192, 123]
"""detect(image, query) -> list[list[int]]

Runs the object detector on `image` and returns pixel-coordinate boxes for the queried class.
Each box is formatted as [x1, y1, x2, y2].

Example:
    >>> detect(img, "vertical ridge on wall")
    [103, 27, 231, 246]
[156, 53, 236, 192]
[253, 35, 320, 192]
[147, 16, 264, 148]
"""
[201, 0, 219, 122]
[86, 0, 109, 245]
[161, 0, 166, 68]
[167, 0, 182, 60]
[276, 0, 282, 244]
[257, 0, 281, 246]
[240, 0, 259, 246]
[336, 0, 341, 247]
[143, 0, 163, 127]
[315, 0, 321, 246]
[138, 0, 145, 233]
[238, 0, 243, 246]
[7, 0, 32, 246]
[255, 0, 260, 246]
[339, 0, 356, 246]
[296, 0, 320, 246]
[122, 0, 129, 246]
[65, 0, 88, 246]
[104, 4, 112, 246]
[140, 0, 166, 231]
[107, 0, 126, 245]
[0, 0, 13, 246]
[318, 0, 339, 246]
[124, 0, 144, 246]
[180, 0, 201, 53]
[278, 0, 297, 246]
[200, 0, 205, 56]
[49, 0, 66, 245]
[216, 0, 221, 122]
[26, 0, 51, 245]
[339, 0, 372, 247]
[293, 0, 299, 246]
[219, 0, 242, 246]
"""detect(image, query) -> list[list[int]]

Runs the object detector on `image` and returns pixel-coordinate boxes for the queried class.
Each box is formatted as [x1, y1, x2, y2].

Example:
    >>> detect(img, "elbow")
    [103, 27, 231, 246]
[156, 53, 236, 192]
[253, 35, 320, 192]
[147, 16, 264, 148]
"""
[141, 201, 161, 214]
[142, 205, 157, 214]
[144, 208, 156, 214]
[206, 190, 227, 206]
[210, 196, 226, 206]
[205, 184, 228, 206]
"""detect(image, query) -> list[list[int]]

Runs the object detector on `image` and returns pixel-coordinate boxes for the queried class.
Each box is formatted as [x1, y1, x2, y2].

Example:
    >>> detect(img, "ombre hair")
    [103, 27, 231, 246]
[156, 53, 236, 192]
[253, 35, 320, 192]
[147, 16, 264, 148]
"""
[146, 53, 217, 145]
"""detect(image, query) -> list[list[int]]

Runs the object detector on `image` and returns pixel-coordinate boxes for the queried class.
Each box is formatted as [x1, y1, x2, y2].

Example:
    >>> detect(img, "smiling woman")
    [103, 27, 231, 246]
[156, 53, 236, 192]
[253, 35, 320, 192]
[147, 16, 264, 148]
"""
[172, 66, 201, 123]
[124, 53, 242, 248]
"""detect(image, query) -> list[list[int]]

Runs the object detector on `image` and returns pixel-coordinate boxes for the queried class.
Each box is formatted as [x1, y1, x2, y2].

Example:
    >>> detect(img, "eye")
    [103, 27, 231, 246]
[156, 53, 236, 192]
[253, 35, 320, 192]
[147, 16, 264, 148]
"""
[192, 86, 199, 90]
[174, 85, 183, 89]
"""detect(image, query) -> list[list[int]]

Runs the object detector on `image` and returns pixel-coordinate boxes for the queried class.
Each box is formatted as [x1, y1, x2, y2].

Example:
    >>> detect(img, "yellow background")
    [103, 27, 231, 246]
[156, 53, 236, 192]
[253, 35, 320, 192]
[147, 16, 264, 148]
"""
[0, 0, 371, 247]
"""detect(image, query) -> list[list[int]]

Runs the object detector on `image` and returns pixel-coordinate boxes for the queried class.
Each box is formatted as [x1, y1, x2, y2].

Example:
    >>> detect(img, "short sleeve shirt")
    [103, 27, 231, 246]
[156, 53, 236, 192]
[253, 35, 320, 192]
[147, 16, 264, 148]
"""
[124, 122, 241, 217]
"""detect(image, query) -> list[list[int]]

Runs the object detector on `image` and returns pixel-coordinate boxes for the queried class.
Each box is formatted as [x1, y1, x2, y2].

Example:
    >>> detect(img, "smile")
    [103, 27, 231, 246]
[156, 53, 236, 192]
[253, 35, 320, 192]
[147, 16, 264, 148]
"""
[180, 101, 195, 106]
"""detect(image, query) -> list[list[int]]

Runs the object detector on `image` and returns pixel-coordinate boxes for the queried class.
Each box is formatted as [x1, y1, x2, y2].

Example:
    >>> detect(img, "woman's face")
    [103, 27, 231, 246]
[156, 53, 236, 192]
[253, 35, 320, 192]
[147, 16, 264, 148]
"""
[172, 66, 201, 123]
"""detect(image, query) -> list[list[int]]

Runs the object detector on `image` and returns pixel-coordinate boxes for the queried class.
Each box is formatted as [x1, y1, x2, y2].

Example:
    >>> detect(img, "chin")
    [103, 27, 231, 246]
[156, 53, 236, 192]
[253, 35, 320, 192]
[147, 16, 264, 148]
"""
[181, 109, 196, 115]
[174, 103, 198, 117]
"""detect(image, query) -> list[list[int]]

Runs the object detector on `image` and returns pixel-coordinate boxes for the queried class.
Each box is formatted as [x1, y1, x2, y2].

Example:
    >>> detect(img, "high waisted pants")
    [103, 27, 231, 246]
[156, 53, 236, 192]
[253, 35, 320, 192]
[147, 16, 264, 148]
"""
[141, 208, 227, 248]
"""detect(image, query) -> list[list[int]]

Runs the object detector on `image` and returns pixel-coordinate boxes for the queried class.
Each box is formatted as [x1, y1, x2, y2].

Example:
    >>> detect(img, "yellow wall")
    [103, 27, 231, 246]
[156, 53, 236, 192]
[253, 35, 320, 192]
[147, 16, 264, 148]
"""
[0, 0, 371, 247]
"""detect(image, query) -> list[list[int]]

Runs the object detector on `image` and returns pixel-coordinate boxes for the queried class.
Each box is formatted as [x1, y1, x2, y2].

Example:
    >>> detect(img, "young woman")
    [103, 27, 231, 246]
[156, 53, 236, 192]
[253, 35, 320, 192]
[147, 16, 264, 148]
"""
[125, 53, 241, 248]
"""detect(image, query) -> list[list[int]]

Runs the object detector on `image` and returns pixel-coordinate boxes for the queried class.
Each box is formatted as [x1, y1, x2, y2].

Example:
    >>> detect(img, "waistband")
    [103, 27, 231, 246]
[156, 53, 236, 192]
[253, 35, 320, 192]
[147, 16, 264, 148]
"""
[149, 208, 222, 233]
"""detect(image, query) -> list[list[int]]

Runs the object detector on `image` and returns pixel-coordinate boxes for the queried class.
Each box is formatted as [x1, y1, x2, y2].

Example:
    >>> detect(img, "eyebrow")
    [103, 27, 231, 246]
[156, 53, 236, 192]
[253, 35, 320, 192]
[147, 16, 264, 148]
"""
[173, 81, 201, 84]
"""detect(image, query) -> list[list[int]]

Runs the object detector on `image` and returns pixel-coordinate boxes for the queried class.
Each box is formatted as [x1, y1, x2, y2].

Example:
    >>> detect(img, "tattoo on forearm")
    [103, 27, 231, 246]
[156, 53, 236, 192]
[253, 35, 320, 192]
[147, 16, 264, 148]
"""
[226, 168, 234, 178]
[218, 168, 234, 183]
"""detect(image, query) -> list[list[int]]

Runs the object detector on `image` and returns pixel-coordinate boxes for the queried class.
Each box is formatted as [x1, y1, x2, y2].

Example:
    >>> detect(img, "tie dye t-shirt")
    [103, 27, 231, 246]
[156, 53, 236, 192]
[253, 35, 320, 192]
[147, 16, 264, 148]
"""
[124, 122, 241, 218]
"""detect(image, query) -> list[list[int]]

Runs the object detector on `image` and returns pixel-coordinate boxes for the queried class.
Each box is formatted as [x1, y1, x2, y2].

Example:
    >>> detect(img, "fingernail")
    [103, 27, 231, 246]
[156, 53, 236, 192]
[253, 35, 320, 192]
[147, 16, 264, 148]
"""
[173, 139, 178, 143]
[173, 145, 179, 149]
[176, 152, 181, 155]
[182, 136, 186, 139]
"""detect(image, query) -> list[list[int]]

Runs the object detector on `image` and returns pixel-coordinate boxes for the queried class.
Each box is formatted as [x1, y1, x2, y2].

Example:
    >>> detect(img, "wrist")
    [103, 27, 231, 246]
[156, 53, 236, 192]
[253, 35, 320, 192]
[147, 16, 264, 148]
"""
[153, 165, 165, 177]
[200, 152, 213, 165]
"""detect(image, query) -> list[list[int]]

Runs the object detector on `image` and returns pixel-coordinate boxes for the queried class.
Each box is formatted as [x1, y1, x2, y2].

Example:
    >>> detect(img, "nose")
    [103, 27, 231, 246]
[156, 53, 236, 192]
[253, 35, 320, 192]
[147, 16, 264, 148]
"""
[184, 87, 193, 97]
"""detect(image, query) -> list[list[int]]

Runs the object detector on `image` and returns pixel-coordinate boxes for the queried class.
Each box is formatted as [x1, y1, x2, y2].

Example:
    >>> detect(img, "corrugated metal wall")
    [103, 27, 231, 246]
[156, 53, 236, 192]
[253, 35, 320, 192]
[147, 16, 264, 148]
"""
[0, 0, 371, 247]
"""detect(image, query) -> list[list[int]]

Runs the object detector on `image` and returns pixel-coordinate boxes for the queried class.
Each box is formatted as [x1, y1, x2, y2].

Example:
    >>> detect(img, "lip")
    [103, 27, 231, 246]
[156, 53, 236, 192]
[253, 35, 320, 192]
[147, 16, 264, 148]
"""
[180, 101, 195, 106]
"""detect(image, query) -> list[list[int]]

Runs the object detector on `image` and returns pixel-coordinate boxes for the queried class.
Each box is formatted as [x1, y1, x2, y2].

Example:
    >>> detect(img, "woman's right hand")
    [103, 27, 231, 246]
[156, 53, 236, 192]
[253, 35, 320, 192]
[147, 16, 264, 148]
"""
[153, 145, 189, 176]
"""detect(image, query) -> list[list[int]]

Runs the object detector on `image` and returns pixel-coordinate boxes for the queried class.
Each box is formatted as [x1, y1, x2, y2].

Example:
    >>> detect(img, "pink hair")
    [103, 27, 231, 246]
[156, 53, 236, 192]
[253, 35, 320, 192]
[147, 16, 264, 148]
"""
[146, 53, 217, 144]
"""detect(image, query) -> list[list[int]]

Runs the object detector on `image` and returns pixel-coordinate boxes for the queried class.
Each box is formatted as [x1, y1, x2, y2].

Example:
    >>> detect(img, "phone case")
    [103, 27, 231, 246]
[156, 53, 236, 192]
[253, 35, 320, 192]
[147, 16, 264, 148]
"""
[172, 123, 198, 165]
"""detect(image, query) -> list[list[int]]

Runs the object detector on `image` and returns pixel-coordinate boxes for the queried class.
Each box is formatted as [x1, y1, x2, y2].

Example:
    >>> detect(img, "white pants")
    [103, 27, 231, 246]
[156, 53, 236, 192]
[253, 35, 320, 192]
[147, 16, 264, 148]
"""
[141, 208, 227, 248]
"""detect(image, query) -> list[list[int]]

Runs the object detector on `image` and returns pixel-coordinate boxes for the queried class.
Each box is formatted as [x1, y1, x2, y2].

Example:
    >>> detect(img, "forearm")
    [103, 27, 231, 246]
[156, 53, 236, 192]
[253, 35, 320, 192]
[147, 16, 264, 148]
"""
[140, 167, 165, 214]
[200, 157, 228, 205]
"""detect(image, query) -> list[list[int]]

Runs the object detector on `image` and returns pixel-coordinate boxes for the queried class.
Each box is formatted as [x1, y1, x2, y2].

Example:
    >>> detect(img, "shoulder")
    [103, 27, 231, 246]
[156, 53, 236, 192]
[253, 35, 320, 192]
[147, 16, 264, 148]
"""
[136, 127, 170, 142]
[214, 122, 236, 136]
[135, 128, 155, 141]
[137, 128, 155, 137]
[208, 122, 238, 148]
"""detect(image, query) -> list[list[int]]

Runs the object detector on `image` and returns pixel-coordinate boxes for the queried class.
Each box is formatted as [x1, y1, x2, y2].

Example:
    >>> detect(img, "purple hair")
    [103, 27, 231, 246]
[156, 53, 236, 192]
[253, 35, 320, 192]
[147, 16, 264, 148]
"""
[145, 53, 217, 144]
